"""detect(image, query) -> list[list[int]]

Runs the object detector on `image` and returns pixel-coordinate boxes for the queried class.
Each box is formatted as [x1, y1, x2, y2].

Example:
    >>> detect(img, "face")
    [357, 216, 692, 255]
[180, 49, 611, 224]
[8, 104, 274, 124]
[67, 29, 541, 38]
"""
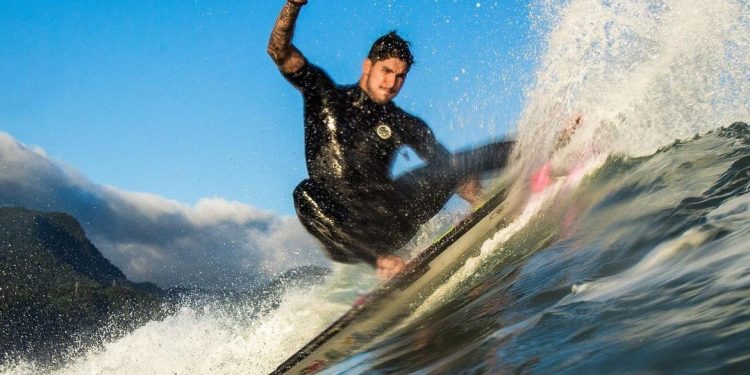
[359, 57, 409, 104]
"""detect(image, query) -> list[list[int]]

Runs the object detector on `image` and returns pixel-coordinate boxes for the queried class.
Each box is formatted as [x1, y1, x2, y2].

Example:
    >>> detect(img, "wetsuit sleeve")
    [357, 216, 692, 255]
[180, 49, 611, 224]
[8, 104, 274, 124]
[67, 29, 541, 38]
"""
[404, 117, 451, 163]
[281, 62, 335, 96]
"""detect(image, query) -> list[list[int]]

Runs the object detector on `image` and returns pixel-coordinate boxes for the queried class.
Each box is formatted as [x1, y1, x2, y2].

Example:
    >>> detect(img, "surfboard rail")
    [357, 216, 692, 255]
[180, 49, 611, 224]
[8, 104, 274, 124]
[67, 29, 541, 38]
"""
[271, 188, 509, 375]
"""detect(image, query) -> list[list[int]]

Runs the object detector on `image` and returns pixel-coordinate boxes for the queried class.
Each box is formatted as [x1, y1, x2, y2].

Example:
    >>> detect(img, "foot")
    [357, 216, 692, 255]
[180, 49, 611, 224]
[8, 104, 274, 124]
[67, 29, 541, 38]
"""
[457, 176, 483, 207]
[376, 254, 406, 279]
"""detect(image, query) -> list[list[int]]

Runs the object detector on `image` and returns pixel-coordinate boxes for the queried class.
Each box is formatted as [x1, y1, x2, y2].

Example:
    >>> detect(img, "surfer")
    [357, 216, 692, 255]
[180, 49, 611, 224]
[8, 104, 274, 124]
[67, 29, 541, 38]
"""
[267, 0, 514, 278]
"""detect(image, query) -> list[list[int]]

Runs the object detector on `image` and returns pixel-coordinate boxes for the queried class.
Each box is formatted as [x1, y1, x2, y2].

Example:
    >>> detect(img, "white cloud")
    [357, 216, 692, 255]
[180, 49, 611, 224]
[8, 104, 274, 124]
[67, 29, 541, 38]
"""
[0, 132, 327, 290]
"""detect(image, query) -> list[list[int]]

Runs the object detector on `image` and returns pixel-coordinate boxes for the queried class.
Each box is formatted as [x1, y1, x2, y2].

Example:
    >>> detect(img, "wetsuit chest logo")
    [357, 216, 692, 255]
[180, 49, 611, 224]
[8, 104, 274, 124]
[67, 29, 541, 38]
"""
[376, 124, 392, 140]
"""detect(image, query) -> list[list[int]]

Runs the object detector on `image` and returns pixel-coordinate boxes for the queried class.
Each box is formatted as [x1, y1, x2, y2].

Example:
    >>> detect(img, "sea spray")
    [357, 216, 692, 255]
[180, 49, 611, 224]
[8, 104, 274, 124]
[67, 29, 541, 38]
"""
[0, 264, 375, 375]
[517, 0, 750, 175]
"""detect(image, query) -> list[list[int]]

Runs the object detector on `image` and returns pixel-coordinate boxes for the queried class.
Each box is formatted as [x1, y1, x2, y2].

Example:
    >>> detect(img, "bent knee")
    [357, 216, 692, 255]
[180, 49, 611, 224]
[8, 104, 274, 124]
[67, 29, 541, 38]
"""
[293, 179, 322, 212]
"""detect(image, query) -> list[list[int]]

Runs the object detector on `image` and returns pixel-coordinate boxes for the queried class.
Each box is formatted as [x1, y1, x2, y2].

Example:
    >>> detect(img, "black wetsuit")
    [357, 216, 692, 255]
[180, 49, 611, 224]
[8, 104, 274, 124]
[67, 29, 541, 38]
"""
[285, 63, 513, 265]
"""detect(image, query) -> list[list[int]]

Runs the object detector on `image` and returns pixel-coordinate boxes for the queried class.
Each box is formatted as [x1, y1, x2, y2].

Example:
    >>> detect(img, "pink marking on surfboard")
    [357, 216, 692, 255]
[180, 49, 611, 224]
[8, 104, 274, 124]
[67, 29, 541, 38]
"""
[530, 162, 553, 192]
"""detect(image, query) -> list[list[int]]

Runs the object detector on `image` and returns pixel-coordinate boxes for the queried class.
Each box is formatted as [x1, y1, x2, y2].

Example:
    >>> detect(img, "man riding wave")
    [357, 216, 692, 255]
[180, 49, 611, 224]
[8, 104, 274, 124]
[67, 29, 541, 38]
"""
[267, 0, 514, 278]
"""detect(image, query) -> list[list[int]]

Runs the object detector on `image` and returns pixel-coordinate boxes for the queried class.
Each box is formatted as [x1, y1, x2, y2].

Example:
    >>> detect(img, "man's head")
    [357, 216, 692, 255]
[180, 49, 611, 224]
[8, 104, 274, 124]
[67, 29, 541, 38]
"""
[359, 31, 414, 104]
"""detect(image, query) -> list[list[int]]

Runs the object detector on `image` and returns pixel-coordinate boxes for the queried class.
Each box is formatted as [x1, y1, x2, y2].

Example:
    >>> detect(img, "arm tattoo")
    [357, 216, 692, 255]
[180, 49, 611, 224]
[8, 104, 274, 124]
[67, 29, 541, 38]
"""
[267, 3, 305, 71]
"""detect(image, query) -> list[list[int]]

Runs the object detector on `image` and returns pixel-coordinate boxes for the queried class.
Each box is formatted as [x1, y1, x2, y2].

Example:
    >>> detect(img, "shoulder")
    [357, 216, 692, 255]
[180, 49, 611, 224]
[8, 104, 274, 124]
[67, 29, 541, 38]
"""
[391, 106, 434, 140]
[389, 104, 428, 130]
[283, 62, 336, 93]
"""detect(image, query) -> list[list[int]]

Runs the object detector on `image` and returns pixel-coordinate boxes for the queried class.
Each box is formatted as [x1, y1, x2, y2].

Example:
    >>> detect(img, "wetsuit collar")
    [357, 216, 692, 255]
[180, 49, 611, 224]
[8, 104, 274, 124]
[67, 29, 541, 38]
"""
[352, 84, 393, 109]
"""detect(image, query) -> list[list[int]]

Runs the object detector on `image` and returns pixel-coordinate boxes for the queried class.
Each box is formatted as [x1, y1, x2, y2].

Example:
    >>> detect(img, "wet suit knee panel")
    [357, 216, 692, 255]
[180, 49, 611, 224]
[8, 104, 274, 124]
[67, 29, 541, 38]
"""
[293, 179, 377, 265]
[293, 179, 347, 226]
[451, 140, 515, 174]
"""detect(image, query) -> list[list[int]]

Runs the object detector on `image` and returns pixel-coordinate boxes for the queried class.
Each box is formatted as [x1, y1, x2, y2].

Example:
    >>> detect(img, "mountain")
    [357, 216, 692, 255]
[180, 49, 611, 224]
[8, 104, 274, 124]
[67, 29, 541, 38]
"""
[0, 207, 171, 364]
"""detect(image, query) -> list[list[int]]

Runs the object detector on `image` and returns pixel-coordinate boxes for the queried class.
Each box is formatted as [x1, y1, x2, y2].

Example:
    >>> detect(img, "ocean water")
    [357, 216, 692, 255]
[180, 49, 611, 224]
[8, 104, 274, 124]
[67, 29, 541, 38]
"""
[324, 122, 750, 374]
[4, 0, 750, 374]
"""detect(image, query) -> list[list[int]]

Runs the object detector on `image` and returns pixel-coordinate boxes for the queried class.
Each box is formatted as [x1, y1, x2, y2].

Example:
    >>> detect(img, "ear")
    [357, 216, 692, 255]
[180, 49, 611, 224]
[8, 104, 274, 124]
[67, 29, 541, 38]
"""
[362, 58, 373, 76]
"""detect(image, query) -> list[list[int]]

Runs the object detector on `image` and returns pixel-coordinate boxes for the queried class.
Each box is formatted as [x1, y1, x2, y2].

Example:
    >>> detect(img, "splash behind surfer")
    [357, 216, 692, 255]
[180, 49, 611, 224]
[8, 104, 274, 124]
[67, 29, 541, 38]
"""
[267, 0, 514, 278]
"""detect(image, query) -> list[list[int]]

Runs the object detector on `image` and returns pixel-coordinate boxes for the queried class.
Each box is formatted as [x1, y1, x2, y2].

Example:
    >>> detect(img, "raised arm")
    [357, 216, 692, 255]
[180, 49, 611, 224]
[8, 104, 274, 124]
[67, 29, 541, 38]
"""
[267, 0, 308, 74]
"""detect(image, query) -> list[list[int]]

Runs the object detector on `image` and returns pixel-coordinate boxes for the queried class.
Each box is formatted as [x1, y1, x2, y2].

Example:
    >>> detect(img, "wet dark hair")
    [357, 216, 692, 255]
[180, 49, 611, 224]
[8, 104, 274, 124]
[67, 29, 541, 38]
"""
[367, 31, 414, 68]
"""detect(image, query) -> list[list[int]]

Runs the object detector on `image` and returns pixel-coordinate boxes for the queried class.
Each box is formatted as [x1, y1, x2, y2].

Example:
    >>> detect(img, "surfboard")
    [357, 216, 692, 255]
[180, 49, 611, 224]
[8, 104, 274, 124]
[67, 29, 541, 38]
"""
[271, 187, 509, 375]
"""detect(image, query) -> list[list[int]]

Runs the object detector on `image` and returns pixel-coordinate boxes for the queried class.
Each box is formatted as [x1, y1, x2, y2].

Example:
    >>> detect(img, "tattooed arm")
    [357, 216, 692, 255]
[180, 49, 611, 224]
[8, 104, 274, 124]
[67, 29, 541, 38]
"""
[267, 0, 308, 74]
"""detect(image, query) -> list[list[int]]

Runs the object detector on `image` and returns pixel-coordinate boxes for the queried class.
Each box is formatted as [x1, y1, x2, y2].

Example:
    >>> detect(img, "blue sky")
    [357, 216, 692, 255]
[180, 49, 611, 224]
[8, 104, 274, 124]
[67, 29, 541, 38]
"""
[1, 0, 538, 215]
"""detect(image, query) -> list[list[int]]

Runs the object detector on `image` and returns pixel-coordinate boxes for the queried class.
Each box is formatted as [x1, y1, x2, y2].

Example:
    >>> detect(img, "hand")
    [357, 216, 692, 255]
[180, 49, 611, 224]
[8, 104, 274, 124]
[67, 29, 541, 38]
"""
[555, 113, 584, 150]
[376, 255, 406, 280]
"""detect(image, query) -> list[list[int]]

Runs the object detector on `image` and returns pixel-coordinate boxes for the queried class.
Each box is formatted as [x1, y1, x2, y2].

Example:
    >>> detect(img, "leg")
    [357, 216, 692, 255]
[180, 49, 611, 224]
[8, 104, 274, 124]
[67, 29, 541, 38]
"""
[450, 140, 515, 175]
[393, 139, 515, 223]
[293, 179, 377, 265]
[393, 165, 460, 224]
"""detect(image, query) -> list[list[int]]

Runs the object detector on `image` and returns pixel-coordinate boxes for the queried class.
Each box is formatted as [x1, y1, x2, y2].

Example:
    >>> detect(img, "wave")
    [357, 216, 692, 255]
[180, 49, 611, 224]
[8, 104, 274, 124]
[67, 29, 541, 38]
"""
[4, 0, 750, 373]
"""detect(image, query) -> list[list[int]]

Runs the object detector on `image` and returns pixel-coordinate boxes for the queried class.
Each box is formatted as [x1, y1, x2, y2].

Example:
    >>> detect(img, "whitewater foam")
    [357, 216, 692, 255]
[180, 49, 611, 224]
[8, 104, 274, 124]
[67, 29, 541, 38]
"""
[517, 0, 750, 175]
[0, 264, 372, 375]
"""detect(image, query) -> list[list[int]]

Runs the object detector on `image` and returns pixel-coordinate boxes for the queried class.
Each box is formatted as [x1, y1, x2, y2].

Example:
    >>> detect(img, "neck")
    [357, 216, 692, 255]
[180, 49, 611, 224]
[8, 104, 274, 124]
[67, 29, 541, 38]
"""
[357, 77, 371, 99]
